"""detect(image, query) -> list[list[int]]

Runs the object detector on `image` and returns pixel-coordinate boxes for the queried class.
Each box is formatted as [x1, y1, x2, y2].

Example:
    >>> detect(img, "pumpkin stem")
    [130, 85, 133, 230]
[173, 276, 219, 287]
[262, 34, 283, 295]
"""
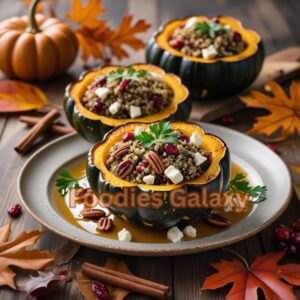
[27, 0, 41, 33]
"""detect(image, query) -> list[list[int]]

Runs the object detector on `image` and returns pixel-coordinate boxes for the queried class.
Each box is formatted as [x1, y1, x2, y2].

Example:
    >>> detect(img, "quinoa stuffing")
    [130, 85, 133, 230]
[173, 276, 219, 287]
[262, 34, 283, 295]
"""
[106, 121, 211, 185]
[81, 67, 173, 119]
[169, 17, 247, 58]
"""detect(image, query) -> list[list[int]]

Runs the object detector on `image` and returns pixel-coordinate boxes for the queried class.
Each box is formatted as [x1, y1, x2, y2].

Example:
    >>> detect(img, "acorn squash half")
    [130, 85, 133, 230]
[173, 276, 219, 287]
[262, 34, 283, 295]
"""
[64, 64, 191, 143]
[87, 121, 230, 229]
[146, 16, 264, 100]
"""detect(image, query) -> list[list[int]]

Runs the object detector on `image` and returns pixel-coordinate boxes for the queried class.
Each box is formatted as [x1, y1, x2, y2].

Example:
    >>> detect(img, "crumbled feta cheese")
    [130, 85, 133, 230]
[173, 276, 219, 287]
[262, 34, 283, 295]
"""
[202, 45, 218, 59]
[190, 132, 203, 147]
[118, 228, 132, 242]
[95, 87, 110, 100]
[224, 24, 231, 30]
[164, 165, 183, 184]
[185, 17, 198, 29]
[149, 72, 163, 81]
[109, 102, 120, 115]
[134, 126, 143, 136]
[143, 175, 155, 185]
[167, 226, 183, 242]
[130, 105, 142, 118]
[194, 152, 207, 166]
[183, 225, 197, 238]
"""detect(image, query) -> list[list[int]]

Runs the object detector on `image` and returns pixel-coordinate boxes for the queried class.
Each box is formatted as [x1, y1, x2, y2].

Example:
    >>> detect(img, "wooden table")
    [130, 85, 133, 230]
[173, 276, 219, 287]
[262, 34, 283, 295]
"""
[0, 1, 300, 299]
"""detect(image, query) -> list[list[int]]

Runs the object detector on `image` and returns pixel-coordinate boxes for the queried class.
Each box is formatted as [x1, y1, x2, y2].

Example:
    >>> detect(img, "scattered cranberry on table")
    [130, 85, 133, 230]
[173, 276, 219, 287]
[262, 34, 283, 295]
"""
[273, 219, 300, 255]
[8, 204, 22, 218]
[91, 281, 110, 300]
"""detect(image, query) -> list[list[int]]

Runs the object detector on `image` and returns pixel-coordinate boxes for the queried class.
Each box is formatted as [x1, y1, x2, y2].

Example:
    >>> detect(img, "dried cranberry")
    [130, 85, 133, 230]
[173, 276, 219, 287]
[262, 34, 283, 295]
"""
[178, 134, 190, 143]
[122, 132, 135, 142]
[170, 38, 184, 48]
[135, 162, 148, 173]
[91, 77, 106, 88]
[119, 79, 129, 92]
[274, 225, 290, 242]
[291, 232, 300, 246]
[152, 95, 163, 109]
[93, 100, 105, 113]
[91, 281, 109, 300]
[233, 31, 242, 42]
[8, 204, 22, 218]
[204, 152, 212, 159]
[155, 176, 168, 185]
[163, 143, 179, 155]
[222, 116, 237, 124]
[291, 219, 300, 232]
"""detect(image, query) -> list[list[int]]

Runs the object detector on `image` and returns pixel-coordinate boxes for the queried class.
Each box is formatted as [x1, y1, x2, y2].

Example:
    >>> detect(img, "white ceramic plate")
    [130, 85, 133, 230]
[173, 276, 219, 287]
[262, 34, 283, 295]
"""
[18, 123, 292, 256]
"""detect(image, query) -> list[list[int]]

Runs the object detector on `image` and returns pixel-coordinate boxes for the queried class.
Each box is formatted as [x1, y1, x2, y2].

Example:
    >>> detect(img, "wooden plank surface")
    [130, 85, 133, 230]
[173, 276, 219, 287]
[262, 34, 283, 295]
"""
[0, 1, 300, 300]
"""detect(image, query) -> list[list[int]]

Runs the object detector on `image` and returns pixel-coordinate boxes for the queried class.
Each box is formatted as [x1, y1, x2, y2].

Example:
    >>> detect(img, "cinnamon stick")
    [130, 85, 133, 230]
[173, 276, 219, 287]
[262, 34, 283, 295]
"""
[82, 262, 169, 299]
[19, 115, 74, 135]
[15, 109, 60, 154]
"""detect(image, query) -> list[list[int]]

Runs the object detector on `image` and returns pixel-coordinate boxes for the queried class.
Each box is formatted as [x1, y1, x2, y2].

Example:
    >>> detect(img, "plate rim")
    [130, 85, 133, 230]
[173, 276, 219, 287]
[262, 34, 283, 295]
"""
[17, 124, 293, 256]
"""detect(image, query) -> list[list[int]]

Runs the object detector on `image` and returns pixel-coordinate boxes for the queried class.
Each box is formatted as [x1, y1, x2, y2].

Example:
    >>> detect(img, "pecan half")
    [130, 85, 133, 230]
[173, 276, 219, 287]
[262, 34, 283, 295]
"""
[207, 213, 231, 227]
[80, 208, 106, 219]
[112, 145, 130, 159]
[97, 217, 113, 231]
[144, 151, 165, 175]
[116, 160, 133, 178]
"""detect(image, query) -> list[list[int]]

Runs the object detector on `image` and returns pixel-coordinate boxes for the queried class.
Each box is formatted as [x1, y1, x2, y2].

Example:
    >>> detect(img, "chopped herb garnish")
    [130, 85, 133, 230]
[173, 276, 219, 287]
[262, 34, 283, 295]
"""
[107, 67, 148, 81]
[195, 21, 228, 38]
[55, 169, 82, 196]
[229, 173, 267, 203]
[135, 121, 179, 148]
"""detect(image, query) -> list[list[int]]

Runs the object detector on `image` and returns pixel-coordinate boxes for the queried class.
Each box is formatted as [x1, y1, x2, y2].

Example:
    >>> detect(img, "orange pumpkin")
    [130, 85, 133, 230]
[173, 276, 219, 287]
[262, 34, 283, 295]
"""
[0, 0, 78, 81]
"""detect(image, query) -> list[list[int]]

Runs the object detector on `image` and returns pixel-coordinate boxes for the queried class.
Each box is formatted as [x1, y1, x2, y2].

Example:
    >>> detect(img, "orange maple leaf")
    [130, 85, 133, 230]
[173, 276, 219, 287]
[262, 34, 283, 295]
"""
[107, 16, 151, 60]
[240, 81, 300, 142]
[0, 80, 49, 112]
[0, 223, 53, 289]
[66, 0, 107, 29]
[201, 250, 300, 300]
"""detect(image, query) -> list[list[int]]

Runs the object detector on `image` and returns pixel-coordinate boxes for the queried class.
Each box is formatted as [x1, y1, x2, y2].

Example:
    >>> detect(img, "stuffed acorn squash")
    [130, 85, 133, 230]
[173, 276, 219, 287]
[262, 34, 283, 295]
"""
[146, 16, 264, 99]
[87, 121, 230, 229]
[64, 64, 190, 143]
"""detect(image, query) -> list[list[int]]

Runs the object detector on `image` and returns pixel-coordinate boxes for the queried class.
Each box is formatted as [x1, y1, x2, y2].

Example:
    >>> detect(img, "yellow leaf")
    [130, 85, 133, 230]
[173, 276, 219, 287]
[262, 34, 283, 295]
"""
[0, 80, 49, 112]
[240, 81, 300, 141]
[0, 223, 53, 289]
[107, 16, 151, 60]
[291, 164, 300, 174]
[66, 0, 106, 29]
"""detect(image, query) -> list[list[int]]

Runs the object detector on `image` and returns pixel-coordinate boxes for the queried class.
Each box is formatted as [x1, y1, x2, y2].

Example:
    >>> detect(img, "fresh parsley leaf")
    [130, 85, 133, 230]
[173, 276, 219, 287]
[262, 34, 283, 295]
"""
[195, 21, 227, 38]
[107, 67, 148, 81]
[229, 172, 267, 203]
[55, 169, 82, 197]
[135, 121, 179, 148]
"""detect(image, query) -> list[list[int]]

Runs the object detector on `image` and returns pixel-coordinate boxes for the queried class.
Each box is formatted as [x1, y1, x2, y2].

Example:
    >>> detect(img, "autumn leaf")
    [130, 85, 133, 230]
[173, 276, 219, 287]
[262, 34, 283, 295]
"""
[107, 16, 151, 60]
[291, 164, 300, 174]
[66, 0, 106, 29]
[17, 269, 68, 297]
[0, 223, 53, 289]
[0, 80, 49, 112]
[76, 258, 131, 300]
[201, 250, 300, 300]
[240, 81, 300, 141]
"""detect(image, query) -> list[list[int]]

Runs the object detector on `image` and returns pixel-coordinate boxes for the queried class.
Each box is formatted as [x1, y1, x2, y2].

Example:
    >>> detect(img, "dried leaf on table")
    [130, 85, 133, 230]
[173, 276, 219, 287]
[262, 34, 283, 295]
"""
[0, 223, 53, 289]
[106, 15, 151, 60]
[0, 80, 49, 112]
[17, 269, 68, 297]
[291, 164, 300, 174]
[201, 250, 300, 300]
[240, 81, 300, 141]
[50, 240, 80, 266]
[66, 0, 106, 29]
[76, 258, 131, 300]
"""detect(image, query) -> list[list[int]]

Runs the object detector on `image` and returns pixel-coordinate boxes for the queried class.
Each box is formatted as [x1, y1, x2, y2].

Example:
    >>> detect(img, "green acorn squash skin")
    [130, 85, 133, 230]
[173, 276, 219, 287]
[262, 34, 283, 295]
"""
[86, 140, 230, 230]
[64, 68, 192, 144]
[146, 29, 264, 100]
